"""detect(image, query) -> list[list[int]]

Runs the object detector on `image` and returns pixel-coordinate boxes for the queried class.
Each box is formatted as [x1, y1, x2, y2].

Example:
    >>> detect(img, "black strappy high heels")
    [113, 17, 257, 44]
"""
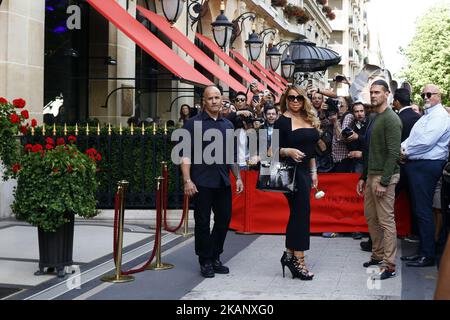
[281, 253, 314, 280]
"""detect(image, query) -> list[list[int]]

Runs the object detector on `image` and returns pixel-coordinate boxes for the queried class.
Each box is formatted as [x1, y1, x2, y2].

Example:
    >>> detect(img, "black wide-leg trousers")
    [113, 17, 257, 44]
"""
[284, 167, 311, 252]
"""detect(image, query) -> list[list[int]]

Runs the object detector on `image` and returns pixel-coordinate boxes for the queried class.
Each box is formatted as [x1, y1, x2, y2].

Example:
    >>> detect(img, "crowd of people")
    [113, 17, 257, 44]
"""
[177, 76, 450, 297]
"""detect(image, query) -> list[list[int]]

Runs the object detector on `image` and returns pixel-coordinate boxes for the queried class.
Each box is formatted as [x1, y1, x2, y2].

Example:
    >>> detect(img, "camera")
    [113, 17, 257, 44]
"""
[341, 127, 354, 139]
[324, 98, 340, 118]
[335, 75, 346, 82]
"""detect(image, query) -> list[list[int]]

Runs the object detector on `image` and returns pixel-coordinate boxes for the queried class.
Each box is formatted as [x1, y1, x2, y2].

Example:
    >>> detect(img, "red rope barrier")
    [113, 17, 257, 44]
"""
[162, 166, 185, 232]
[111, 186, 158, 275]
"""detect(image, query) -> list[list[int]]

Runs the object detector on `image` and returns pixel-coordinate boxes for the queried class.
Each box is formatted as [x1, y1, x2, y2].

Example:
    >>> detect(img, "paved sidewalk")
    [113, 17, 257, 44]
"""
[0, 218, 439, 300]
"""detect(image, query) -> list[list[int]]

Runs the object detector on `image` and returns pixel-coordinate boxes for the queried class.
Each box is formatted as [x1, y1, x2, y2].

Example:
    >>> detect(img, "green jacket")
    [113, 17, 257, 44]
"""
[362, 107, 402, 187]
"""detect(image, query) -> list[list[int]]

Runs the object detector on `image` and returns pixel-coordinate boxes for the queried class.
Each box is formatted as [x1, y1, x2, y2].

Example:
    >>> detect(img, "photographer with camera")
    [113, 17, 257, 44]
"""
[328, 97, 355, 173]
[345, 102, 368, 174]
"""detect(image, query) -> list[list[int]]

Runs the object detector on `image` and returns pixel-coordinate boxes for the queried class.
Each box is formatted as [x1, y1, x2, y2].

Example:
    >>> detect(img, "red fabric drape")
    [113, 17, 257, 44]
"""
[230, 171, 411, 236]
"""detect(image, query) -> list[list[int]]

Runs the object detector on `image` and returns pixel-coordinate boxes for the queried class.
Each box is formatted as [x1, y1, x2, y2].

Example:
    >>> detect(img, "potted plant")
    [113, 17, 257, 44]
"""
[297, 12, 312, 24]
[0, 97, 37, 180]
[284, 4, 307, 21]
[11, 135, 101, 277]
[271, 0, 287, 7]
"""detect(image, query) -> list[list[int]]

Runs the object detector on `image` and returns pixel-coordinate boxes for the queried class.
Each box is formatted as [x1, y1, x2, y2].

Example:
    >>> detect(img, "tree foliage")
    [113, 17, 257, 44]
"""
[400, 3, 450, 105]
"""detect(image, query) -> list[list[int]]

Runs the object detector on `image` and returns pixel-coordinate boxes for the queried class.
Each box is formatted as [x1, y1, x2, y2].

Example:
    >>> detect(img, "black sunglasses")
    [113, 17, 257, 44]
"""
[421, 92, 438, 99]
[235, 98, 246, 102]
[287, 95, 305, 102]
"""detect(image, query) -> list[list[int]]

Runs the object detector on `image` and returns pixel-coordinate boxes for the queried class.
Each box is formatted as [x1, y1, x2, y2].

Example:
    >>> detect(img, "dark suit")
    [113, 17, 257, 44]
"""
[398, 107, 421, 143]
[397, 107, 421, 235]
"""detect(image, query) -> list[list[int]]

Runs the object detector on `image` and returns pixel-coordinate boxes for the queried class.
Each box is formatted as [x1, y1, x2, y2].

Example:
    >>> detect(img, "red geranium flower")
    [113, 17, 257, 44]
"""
[0, 97, 8, 104]
[20, 110, 29, 119]
[20, 126, 28, 135]
[45, 144, 54, 150]
[67, 165, 73, 173]
[57, 138, 65, 146]
[45, 137, 55, 145]
[24, 144, 33, 152]
[12, 163, 21, 173]
[12, 98, 26, 108]
[68, 135, 77, 143]
[9, 113, 20, 124]
[31, 119, 37, 127]
[31, 144, 43, 153]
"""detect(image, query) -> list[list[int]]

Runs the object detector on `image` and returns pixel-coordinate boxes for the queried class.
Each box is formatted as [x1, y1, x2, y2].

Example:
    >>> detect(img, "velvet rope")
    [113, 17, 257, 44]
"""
[111, 188, 158, 275]
[162, 166, 185, 232]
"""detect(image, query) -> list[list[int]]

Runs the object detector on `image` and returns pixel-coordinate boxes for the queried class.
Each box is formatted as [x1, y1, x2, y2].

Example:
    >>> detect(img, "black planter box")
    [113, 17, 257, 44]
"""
[36, 214, 74, 278]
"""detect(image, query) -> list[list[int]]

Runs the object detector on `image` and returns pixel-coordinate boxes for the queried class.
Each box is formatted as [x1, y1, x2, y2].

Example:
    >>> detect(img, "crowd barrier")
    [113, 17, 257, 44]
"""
[102, 162, 191, 283]
[230, 171, 412, 237]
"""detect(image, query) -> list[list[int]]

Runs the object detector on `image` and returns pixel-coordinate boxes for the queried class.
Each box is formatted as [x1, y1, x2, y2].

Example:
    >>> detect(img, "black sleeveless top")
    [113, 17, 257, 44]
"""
[273, 114, 320, 168]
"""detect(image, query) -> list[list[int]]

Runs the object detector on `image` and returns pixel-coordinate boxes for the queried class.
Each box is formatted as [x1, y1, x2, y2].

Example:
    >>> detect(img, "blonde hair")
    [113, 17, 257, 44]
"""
[280, 85, 321, 130]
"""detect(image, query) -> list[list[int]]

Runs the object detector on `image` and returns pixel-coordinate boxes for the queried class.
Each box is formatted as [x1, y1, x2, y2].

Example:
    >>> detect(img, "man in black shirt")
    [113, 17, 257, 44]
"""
[181, 85, 244, 278]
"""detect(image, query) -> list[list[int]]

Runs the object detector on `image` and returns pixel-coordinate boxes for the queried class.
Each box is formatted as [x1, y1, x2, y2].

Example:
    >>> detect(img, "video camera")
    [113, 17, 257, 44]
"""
[324, 98, 340, 118]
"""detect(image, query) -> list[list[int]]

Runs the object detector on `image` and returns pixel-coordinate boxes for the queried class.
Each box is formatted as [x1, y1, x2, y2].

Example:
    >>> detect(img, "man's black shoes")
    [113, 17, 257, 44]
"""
[212, 259, 230, 274]
[405, 256, 435, 267]
[363, 259, 382, 268]
[360, 239, 372, 252]
[200, 263, 215, 278]
[400, 254, 420, 262]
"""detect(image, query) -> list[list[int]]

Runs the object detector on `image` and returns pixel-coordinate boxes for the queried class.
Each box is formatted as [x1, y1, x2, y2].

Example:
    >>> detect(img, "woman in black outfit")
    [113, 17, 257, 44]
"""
[274, 85, 320, 280]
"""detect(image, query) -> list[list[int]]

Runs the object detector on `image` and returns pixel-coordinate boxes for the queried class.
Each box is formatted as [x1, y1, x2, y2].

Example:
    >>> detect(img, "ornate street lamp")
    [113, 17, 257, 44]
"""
[281, 52, 295, 80]
[266, 45, 282, 71]
[160, 0, 186, 25]
[211, 0, 234, 49]
[245, 24, 263, 61]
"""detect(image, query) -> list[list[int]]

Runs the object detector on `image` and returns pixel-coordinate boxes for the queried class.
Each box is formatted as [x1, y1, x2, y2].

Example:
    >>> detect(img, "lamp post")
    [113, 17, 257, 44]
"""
[266, 45, 282, 71]
[160, 0, 186, 25]
[211, 0, 234, 49]
[245, 24, 263, 61]
[281, 52, 295, 81]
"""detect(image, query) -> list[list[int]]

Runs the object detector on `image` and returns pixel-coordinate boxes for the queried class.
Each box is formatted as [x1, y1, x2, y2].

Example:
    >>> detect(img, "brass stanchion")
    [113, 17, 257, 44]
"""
[177, 194, 193, 237]
[101, 181, 135, 283]
[147, 177, 174, 271]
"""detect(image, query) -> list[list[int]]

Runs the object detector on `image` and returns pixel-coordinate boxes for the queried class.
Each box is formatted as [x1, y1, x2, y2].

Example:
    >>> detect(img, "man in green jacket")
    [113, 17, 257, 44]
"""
[356, 79, 402, 280]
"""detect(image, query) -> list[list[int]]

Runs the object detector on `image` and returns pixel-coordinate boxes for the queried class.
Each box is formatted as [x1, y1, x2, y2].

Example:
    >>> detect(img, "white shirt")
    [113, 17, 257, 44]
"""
[401, 103, 450, 160]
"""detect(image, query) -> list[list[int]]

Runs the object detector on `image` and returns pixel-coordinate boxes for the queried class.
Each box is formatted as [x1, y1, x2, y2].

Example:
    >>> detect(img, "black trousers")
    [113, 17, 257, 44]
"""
[284, 167, 311, 251]
[193, 186, 232, 264]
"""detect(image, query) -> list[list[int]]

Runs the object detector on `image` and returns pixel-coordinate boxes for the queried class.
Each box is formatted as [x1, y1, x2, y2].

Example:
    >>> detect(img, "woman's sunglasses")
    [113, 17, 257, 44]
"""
[287, 95, 305, 102]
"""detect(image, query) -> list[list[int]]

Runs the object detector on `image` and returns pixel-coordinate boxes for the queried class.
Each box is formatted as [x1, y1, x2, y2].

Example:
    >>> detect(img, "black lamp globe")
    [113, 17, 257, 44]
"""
[281, 53, 295, 80]
[245, 27, 263, 61]
[211, 1, 234, 49]
[161, 0, 186, 25]
[266, 45, 282, 71]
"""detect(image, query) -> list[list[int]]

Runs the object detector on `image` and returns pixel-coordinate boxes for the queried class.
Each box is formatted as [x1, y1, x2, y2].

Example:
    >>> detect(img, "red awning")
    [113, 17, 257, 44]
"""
[86, 0, 211, 87]
[195, 33, 266, 93]
[230, 49, 283, 95]
[253, 61, 287, 91]
[137, 6, 247, 93]
[270, 69, 289, 86]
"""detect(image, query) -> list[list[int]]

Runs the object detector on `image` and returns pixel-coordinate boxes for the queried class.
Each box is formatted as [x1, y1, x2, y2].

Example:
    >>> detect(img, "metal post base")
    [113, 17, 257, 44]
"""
[176, 231, 194, 237]
[101, 274, 135, 283]
[146, 262, 174, 271]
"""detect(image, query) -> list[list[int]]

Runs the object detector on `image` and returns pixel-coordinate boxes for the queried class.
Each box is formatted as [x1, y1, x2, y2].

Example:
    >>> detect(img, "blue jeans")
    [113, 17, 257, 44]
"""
[405, 160, 446, 258]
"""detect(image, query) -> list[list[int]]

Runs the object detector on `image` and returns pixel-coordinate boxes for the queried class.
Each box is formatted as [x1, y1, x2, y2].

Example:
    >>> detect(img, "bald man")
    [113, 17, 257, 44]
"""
[400, 84, 450, 267]
[181, 85, 244, 278]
